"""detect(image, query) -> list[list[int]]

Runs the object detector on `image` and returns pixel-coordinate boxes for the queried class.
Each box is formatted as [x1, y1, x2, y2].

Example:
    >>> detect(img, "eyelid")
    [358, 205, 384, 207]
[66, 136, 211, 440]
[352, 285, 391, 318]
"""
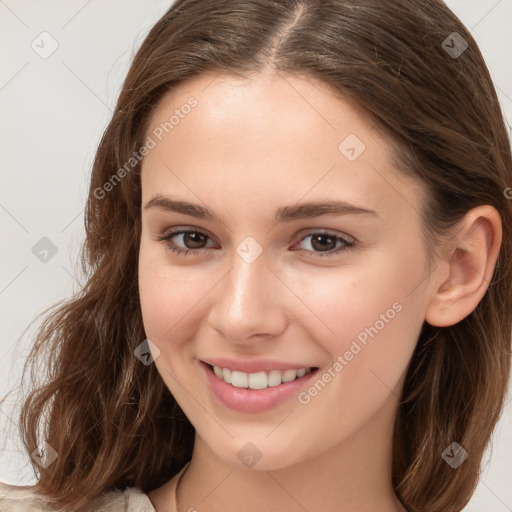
[157, 226, 354, 243]
[157, 226, 218, 243]
[292, 231, 355, 258]
[296, 228, 355, 243]
[156, 226, 356, 257]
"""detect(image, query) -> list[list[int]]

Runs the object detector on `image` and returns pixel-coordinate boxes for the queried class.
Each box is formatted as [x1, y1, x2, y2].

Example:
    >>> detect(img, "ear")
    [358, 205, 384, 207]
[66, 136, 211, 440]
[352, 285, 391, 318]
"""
[425, 205, 502, 327]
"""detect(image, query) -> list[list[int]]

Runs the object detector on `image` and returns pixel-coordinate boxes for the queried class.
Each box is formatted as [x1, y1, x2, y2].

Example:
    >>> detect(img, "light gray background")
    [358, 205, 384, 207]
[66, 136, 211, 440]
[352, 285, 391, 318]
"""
[1, 1, 511, 510]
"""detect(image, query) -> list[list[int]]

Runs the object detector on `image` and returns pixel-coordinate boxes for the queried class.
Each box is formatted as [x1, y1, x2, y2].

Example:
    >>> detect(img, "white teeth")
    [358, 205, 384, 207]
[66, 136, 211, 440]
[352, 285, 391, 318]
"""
[211, 365, 312, 389]
[230, 371, 248, 388]
[248, 371, 267, 389]
[267, 370, 282, 387]
[281, 369, 297, 382]
[222, 367, 232, 384]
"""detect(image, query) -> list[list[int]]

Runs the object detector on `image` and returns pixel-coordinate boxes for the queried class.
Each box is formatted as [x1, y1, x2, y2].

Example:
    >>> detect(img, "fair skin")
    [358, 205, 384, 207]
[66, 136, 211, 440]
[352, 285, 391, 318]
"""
[138, 70, 501, 512]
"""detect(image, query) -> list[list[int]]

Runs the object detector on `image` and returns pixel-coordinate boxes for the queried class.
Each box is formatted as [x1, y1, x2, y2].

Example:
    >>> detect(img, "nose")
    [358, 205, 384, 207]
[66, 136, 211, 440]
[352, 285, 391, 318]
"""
[207, 247, 288, 344]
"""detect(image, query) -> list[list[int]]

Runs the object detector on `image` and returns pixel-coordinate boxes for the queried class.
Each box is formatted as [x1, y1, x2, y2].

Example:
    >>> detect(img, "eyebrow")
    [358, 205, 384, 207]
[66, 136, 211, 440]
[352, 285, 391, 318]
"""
[144, 194, 379, 223]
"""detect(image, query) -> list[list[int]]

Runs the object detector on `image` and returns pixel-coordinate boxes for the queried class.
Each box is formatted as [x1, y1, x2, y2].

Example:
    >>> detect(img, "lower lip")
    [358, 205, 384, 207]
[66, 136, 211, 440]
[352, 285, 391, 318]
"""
[199, 361, 319, 413]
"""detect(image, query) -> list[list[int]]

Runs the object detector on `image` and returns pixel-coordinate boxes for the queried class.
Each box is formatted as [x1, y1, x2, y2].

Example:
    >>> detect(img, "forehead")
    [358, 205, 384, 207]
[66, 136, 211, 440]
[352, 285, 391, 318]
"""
[147, 70, 377, 148]
[141, 71, 424, 225]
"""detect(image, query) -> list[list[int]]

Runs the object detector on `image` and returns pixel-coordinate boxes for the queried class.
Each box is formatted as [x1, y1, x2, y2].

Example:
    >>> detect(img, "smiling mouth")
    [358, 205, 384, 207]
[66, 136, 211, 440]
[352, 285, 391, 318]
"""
[206, 363, 319, 390]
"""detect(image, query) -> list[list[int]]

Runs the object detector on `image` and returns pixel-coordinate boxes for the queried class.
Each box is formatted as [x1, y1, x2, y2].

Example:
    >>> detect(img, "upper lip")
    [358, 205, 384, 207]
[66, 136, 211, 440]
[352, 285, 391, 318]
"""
[202, 358, 316, 374]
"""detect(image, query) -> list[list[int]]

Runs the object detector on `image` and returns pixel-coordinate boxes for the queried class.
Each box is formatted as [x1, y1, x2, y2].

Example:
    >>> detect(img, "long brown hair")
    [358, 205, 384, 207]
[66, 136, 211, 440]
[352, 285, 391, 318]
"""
[4, 1, 511, 510]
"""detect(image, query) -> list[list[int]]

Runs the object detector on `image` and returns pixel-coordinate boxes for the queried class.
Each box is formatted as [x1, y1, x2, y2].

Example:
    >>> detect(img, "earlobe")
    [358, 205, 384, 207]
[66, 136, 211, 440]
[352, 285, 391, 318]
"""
[425, 205, 502, 328]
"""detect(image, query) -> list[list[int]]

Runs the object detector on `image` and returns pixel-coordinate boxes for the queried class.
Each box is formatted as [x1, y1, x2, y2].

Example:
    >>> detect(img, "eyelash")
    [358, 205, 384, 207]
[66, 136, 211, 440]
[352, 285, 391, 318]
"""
[156, 229, 355, 259]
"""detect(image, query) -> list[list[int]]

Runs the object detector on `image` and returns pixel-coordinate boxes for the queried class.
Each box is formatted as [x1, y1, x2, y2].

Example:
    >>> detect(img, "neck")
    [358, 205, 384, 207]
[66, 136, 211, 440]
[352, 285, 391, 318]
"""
[176, 393, 407, 512]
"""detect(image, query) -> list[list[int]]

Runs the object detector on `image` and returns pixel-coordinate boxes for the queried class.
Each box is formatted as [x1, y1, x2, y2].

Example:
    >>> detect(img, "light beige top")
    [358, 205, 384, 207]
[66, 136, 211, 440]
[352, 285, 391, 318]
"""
[0, 462, 190, 512]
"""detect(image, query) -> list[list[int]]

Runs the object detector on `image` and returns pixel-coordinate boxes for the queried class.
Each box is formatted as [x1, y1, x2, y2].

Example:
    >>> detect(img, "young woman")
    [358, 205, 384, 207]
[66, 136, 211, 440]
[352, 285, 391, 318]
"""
[1, 0, 511, 511]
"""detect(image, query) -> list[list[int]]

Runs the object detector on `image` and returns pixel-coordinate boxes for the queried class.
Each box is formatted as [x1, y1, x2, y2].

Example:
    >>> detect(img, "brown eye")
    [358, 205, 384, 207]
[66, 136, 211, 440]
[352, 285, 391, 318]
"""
[180, 231, 208, 249]
[309, 234, 338, 252]
[296, 232, 355, 258]
[157, 229, 215, 256]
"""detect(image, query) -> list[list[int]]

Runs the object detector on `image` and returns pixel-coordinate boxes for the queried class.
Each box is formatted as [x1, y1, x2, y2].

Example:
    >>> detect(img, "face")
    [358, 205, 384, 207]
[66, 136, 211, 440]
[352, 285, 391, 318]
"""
[138, 71, 433, 470]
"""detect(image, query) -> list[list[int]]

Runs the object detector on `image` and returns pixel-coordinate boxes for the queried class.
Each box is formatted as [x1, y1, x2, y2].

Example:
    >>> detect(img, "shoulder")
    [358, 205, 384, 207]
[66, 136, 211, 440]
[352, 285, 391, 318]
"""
[0, 482, 44, 511]
[89, 486, 156, 512]
[0, 481, 155, 512]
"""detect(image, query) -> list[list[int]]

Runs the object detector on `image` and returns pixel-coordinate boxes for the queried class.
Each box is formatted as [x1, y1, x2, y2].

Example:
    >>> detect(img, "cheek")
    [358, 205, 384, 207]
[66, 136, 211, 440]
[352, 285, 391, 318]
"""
[139, 242, 182, 341]
[297, 245, 426, 380]
[311, 303, 421, 441]
[295, 255, 422, 345]
[294, 283, 421, 443]
[138, 244, 214, 346]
